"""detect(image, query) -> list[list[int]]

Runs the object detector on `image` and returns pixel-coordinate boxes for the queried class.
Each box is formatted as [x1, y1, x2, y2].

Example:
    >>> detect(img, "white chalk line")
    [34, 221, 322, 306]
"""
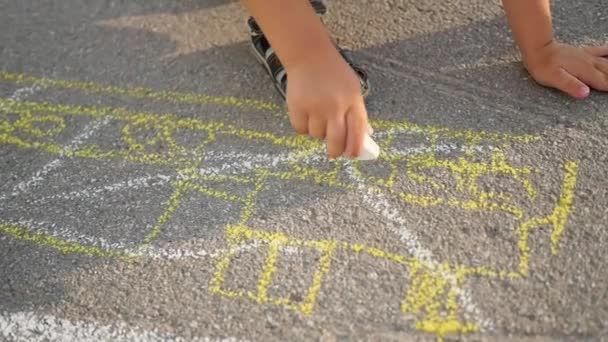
[202, 150, 294, 170]
[1, 216, 283, 266]
[389, 143, 493, 157]
[344, 163, 494, 331]
[1, 150, 304, 258]
[25, 150, 299, 206]
[138, 240, 262, 261]
[26, 147, 322, 206]
[6, 136, 488, 257]
[2, 85, 41, 102]
[1, 217, 263, 262]
[1, 117, 493, 330]
[0, 85, 110, 202]
[26, 173, 177, 206]
[0, 86, 42, 201]
[0, 311, 243, 342]
[159, 141, 495, 330]
[1, 107, 486, 204]
[2, 117, 111, 201]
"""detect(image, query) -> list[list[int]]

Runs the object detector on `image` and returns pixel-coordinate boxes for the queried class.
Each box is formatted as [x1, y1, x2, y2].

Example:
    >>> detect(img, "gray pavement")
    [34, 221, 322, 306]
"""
[1, 0, 607, 341]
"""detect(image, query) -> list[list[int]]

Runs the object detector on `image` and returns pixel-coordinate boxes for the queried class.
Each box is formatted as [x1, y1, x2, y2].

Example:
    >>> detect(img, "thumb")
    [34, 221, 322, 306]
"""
[344, 99, 369, 158]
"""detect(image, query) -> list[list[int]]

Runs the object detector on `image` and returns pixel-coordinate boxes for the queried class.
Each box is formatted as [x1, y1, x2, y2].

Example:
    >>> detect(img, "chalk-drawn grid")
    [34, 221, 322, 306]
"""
[0, 72, 578, 340]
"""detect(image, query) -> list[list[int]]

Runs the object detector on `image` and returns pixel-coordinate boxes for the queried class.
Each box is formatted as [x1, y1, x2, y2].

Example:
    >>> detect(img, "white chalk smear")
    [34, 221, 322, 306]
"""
[27, 173, 177, 206]
[138, 240, 261, 261]
[3, 85, 41, 102]
[389, 143, 492, 157]
[0, 311, 242, 342]
[199, 150, 295, 176]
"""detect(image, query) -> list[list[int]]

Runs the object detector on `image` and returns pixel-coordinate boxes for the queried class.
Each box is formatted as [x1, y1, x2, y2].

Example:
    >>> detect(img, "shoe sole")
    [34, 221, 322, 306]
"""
[249, 40, 287, 99]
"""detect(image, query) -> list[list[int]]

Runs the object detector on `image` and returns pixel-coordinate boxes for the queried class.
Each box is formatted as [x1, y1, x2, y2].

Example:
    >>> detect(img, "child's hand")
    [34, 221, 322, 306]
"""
[524, 41, 608, 99]
[286, 50, 369, 159]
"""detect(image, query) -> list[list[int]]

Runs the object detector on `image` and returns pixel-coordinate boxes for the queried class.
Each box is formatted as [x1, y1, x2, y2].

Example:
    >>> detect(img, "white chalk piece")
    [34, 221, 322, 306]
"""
[325, 125, 380, 160]
[356, 134, 380, 161]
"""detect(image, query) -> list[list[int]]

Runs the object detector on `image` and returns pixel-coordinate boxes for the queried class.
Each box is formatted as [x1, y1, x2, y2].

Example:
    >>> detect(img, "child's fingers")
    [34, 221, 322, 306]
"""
[584, 45, 608, 57]
[367, 124, 374, 136]
[343, 99, 369, 158]
[289, 112, 309, 135]
[308, 117, 327, 139]
[553, 68, 590, 99]
[578, 63, 608, 92]
[594, 58, 608, 78]
[326, 116, 346, 158]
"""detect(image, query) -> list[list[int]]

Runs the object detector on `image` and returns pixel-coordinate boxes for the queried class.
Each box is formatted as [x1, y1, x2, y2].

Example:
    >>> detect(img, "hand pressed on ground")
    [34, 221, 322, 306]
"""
[525, 42, 608, 99]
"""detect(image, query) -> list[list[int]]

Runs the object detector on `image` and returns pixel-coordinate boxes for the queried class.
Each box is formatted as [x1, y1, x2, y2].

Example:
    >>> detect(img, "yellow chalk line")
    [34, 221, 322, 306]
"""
[299, 241, 337, 315]
[0, 99, 325, 260]
[549, 162, 578, 254]
[209, 246, 242, 298]
[0, 221, 129, 260]
[236, 171, 269, 226]
[348, 131, 399, 187]
[184, 181, 245, 203]
[210, 156, 578, 337]
[455, 161, 579, 280]
[0, 99, 323, 174]
[0, 71, 282, 113]
[256, 240, 282, 302]
[404, 264, 478, 339]
[0, 72, 580, 340]
[398, 151, 536, 218]
[0, 72, 540, 151]
[213, 224, 482, 338]
[0, 98, 318, 149]
[212, 225, 340, 315]
[141, 182, 187, 246]
[516, 161, 578, 276]
[372, 119, 538, 145]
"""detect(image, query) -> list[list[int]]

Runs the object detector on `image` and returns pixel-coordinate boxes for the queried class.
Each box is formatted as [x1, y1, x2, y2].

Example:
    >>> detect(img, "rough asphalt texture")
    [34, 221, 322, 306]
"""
[1, 0, 608, 341]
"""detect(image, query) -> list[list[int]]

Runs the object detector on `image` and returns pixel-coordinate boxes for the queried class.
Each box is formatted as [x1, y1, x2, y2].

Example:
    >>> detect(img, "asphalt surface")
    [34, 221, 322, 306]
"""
[1, 0, 608, 341]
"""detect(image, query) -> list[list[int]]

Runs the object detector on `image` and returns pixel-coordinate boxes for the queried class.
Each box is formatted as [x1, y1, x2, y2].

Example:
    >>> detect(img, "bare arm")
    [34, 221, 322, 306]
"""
[502, 0, 554, 65]
[239, 0, 337, 70]
[240, 0, 371, 158]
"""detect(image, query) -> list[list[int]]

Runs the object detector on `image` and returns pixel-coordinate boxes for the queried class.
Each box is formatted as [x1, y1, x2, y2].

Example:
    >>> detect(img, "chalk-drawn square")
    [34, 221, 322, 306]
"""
[157, 187, 244, 244]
